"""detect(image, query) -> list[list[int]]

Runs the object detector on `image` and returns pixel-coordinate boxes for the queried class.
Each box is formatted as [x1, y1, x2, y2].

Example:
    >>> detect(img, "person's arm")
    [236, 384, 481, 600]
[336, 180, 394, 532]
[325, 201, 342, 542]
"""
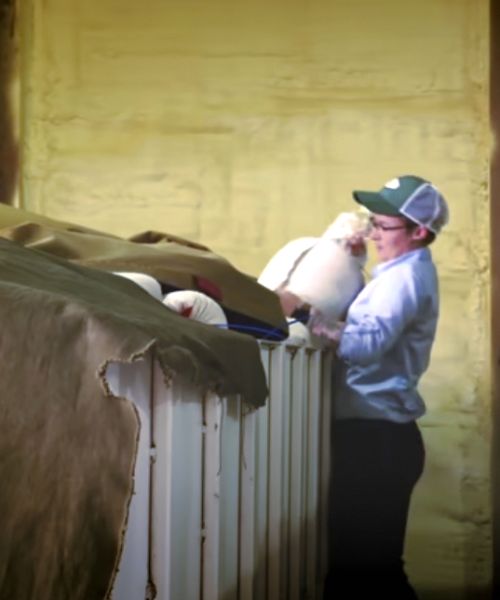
[338, 269, 419, 365]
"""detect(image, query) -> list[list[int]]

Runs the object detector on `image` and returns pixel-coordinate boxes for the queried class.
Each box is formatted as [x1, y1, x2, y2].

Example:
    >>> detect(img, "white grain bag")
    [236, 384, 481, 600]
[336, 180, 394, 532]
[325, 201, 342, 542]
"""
[258, 210, 369, 335]
[113, 271, 163, 301]
[163, 290, 228, 327]
[257, 237, 317, 293]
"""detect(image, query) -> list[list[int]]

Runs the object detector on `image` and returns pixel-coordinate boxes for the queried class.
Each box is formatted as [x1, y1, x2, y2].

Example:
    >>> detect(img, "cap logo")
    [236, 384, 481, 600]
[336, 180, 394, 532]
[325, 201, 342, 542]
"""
[384, 178, 400, 190]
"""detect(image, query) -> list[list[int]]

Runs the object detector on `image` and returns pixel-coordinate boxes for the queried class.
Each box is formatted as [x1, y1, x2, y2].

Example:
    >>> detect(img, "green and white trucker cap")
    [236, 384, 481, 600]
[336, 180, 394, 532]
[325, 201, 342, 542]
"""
[352, 175, 449, 234]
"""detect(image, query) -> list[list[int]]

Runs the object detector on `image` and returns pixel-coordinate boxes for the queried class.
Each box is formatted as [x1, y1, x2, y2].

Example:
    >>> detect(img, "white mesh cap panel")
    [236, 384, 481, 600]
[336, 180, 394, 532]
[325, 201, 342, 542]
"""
[399, 183, 449, 234]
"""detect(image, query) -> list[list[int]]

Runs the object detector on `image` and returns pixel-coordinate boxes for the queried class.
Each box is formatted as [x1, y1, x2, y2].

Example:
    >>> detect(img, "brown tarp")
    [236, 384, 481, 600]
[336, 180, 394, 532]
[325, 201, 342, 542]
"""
[0, 204, 288, 341]
[0, 210, 277, 599]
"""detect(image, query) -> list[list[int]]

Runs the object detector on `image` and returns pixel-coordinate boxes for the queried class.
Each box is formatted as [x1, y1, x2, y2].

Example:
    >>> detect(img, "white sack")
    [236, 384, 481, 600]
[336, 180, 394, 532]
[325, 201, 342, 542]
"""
[257, 237, 317, 292]
[286, 238, 364, 323]
[258, 210, 370, 339]
[163, 290, 228, 327]
[113, 271, 163, 301]
[286, 319, 312, 346]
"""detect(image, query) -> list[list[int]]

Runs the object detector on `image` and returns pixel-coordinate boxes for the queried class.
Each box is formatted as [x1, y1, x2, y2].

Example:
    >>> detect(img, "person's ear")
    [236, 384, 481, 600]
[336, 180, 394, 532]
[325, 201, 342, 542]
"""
[411, 226, 428, 241]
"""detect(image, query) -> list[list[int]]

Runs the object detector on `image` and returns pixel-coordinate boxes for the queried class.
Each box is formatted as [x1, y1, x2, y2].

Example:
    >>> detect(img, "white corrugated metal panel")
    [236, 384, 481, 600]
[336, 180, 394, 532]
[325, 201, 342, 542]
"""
[110, 342, 332, 600]
[154, 376, 205, 600]
[106, 357, 154, 600]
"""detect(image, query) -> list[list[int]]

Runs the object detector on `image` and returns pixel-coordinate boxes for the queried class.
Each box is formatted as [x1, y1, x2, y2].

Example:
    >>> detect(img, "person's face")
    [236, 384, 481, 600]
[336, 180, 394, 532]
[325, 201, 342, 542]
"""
[369, 214, 422, 262]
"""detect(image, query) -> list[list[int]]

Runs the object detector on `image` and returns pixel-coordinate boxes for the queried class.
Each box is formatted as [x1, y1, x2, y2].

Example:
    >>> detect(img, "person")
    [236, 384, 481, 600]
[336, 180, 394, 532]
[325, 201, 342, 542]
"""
[323, 175, 449, 599]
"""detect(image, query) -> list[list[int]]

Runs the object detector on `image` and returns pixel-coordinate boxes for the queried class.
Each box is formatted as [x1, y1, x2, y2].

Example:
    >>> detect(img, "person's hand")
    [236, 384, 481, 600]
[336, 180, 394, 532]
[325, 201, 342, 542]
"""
[309, 309, 346, 348]
[328, 321, 346, 343]
[276, 288, 303, 317]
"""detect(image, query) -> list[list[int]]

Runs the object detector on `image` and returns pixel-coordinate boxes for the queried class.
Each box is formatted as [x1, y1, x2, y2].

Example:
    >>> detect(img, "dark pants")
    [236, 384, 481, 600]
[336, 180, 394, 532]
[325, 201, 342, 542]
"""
[323, 418, 425, 599]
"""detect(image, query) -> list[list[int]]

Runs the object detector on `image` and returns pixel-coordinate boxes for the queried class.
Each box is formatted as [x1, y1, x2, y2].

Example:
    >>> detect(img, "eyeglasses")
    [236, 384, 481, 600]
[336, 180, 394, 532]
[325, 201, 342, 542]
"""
[369, 218, 409, 232]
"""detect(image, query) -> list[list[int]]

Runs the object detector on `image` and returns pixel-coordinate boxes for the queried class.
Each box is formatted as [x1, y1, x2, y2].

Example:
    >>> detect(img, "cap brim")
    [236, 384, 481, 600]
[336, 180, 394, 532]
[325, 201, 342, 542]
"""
[352, 191, 401, 216]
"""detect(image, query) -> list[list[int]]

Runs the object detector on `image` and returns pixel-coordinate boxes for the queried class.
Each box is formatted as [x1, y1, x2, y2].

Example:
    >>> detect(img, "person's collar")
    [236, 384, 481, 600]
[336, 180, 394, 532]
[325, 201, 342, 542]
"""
[372, 247, 431, 277]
